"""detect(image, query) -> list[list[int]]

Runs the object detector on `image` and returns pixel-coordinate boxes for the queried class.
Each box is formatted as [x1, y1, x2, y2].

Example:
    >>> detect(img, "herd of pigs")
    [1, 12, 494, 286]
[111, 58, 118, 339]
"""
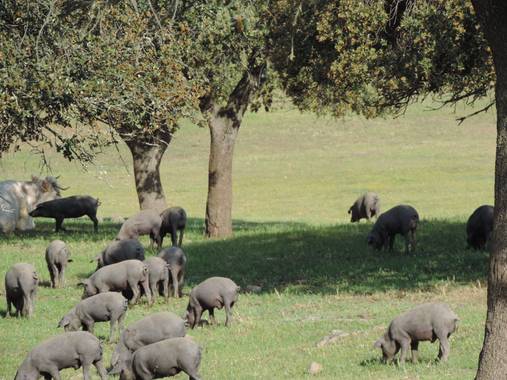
[3, 186, 494, 379]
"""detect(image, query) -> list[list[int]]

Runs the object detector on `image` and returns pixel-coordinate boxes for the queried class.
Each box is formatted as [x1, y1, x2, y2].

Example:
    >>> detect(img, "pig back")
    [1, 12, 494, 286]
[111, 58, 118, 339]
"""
[92, 260, 147, 289]
[101, 239, 145, 266]
[122, 312, 186, 351]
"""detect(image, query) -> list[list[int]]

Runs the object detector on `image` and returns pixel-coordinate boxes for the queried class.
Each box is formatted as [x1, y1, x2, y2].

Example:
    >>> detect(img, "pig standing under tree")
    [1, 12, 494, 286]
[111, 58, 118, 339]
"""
[367, 205, 419, 254]
[374, 303, 459, 364]
[185, 277, 240, 329]
[159, 206, 187, 247]
[29, 195, 100, 232]
[14, 331, 107, 380]
[5, 263, 38, 318]
[466, 205, 494, 250]
[116, 210, 163, 249]
[58, 292, 128, 342]
[348, 192, 380, 222]
[45, 240, 72, 288]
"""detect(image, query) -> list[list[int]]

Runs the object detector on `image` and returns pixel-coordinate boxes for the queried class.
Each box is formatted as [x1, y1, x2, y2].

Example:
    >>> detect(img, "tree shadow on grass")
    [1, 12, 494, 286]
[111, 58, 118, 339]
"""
[183, 219, 488, 295]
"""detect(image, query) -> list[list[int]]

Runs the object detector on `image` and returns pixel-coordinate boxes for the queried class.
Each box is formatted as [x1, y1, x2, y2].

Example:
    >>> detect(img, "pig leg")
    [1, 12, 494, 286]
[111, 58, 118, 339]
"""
[178, 228, 184, 247]
[88, 213, 99, 232]
[83, 320, 95, 334]
[55, 217, 66, 232]
[129, 282, 141, 305]
[410, 341, 419, 363]
[171, 225, 178, 246]
[171, 268, 179, 298]
[149, 278, 158, 303]
[93, 359, 108, 380]
[82, 362, 92, 380]
[47, 366, 62, 380]
[224, 300, 234, 327]
[193, 305, 204, 328]
[403, 233, 410, 254]
[398, 339, 410, 364]
[116, 310, 127, 339]
[58, 264, 65, 288]
[139, 277, 152, 305]
[48, 264, 58, 288]
[410, 229, 417, 252]
[162, 276, 169, 302]
[22, 291, 32, 317]
[208, 308, 216, 325]
[6, 296, 12, 317]
[437, 334, 451, 362]
[178, 271, 185, 298]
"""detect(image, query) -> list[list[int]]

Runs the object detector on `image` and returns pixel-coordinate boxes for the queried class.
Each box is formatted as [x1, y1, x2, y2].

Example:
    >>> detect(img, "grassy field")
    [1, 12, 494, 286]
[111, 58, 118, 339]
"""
[0, 101, 497, 379]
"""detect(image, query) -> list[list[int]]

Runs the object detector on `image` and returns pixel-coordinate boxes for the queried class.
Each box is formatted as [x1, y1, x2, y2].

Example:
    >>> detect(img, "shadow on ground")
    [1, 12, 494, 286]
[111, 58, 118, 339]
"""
[184, 218, 488, 295]
[0, 217, 488, 295]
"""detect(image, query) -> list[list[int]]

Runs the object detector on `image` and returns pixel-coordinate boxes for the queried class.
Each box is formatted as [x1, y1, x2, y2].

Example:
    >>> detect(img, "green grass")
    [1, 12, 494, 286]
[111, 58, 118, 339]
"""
[0, 101, 497, 379]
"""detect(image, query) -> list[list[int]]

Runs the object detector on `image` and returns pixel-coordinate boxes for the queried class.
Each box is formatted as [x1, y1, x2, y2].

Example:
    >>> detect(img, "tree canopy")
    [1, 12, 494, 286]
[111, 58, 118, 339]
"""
[269, 0, 494, 119]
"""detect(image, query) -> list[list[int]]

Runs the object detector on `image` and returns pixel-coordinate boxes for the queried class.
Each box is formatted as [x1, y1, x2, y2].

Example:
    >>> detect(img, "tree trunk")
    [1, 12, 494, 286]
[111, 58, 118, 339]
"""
[202, 60, 265, 238]
[125, 137, 169, 212]
[473, 1, 507, 379]
[205, 113, 239, 237]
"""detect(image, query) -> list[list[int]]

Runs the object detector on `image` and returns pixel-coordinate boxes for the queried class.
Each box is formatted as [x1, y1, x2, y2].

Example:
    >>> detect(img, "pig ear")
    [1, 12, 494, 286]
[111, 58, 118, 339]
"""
[58, 317, 69, 328]
[348, 208, 352, 214]
[90, 255, 100, 263]
[77, 281, 86, 287]
[31, 175, 39, 182]
[373, 339, 383, 349]
[67, 258, 73, 263]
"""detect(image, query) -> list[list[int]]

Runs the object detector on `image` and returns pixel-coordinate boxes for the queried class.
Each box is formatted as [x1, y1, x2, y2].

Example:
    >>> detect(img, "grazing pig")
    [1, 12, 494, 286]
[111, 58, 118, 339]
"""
[29, 195, 100, 232]
[80, 260, 151, 305]
[95, 239, 145, 270]
[58, 292, 128, 342]
[116, 210, 162, 248]
[159, 207, 187, 247]
[374, 303, 459, 364]
[45, 240, 72, 288]
[125, 337, 202, 380]
[185, 277, 240, 329]
[14, 331, 107, 380]
[367, 205, 419, 254]
[348, 192, 380, 222]
[5, 263, 38, 318]
[466, 205, 494, 250]
[109, 312, 186, 376]
[158, 246, 187, 298]
[145, 257, 170, 302]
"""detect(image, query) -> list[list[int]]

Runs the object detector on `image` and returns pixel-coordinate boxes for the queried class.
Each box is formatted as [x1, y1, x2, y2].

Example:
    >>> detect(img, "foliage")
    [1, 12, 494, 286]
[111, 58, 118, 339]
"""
[269, 0, 494, 118]
[0, 0, 203, 161]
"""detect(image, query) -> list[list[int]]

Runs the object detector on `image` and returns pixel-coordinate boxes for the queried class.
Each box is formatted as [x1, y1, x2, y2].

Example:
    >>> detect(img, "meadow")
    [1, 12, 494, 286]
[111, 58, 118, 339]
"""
[0, 100, 497, 379]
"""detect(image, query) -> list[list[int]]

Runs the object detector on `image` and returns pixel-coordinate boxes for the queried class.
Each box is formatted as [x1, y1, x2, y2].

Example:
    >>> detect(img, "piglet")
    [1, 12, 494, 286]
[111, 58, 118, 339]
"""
[158, 246, 187, 298]
[109, 312, 186, 376]
[124, 337, 201, 380]
[29, 195, 100, 232]
[80, 259, 151, 305]
[5, 263, 38, 318]
[116, 210, 162, 248]
[95, 239, 145, 270]
[58, 292, 128, 342]
[159, 207, 187, 247]
[185, 277, 240, 329]
[374, 303, 459, 363]
[14, 331, 107, 380]
[45, 240, 72, 288]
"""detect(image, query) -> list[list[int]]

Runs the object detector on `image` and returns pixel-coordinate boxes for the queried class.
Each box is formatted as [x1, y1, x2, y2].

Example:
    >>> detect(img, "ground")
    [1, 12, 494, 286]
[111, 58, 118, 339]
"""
[0, 100, 496, 379]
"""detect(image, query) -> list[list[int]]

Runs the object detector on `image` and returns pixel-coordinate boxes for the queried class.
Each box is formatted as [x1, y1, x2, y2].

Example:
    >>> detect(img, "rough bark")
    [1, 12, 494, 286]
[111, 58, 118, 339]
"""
[202, 61, 265, 238]
[205, 112, 238, 237]
[123, 130, 171, 212]
[473, 1, 507, 379]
